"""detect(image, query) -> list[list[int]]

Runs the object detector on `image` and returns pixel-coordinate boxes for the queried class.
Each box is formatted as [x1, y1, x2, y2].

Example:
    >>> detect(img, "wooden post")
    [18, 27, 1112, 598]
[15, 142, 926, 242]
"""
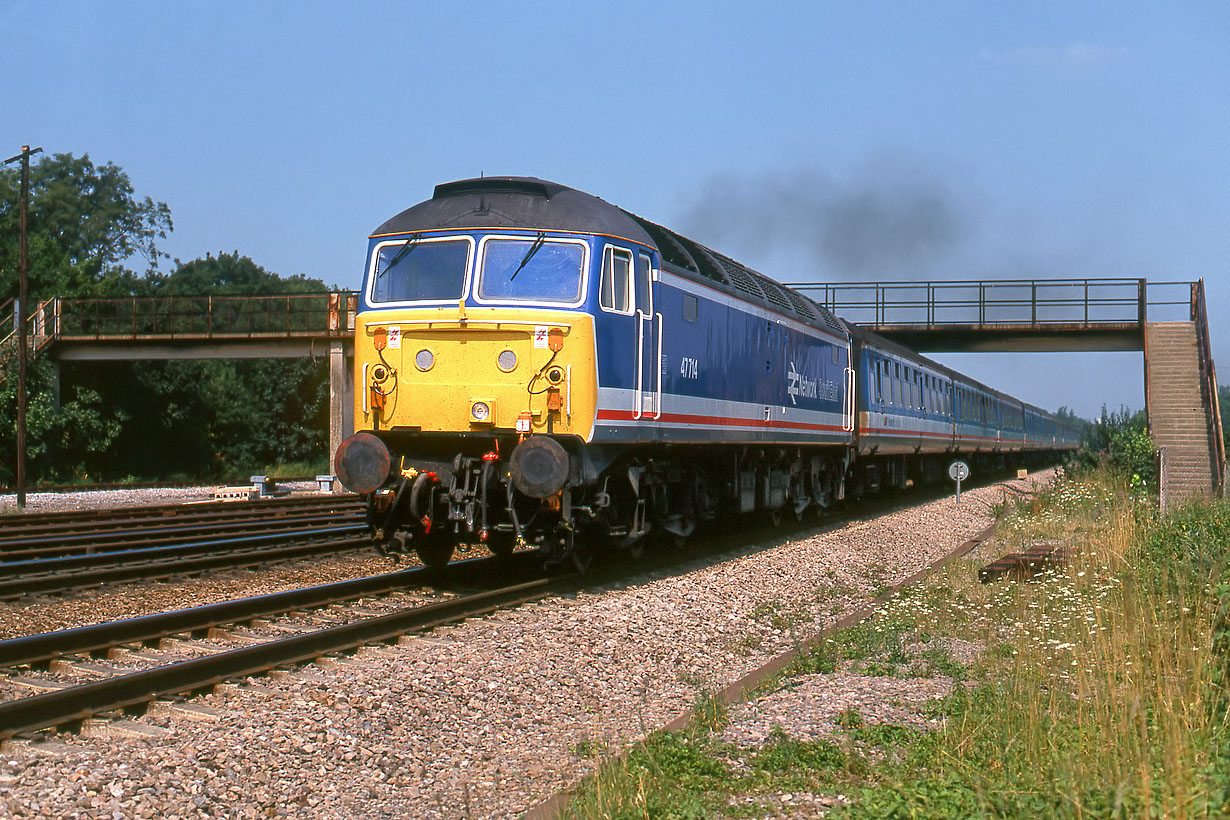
[3, 145, 43, 508]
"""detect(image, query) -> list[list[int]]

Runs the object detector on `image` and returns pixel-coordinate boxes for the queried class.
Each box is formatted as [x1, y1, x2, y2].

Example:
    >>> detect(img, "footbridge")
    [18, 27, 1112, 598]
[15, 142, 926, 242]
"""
[786, 277, 1224, 504]
[5, 279, 1223, 504]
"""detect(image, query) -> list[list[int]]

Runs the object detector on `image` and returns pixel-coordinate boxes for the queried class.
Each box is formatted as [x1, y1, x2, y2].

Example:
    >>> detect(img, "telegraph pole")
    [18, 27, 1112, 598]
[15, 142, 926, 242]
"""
[4, 145, 42, 509]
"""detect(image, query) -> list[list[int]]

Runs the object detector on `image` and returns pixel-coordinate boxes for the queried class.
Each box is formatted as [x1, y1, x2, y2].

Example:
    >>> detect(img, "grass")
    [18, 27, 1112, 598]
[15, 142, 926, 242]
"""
[557, 466, 1230, 818]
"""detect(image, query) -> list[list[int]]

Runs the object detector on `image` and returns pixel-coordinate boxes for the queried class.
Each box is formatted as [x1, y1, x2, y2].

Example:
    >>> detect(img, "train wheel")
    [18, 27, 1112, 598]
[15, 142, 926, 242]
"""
[567, 532, 596, 574]
[486, 533, 516, 557]
[414, 536, 454, 568]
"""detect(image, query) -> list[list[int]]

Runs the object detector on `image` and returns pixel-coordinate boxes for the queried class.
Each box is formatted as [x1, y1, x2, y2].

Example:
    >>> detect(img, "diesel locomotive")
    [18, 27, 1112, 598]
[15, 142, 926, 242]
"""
[334, 177, 1079, 570]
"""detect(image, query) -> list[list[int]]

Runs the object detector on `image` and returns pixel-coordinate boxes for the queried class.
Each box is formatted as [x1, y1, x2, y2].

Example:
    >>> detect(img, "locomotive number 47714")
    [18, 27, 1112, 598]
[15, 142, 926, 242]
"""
[679, 357, 700, 379]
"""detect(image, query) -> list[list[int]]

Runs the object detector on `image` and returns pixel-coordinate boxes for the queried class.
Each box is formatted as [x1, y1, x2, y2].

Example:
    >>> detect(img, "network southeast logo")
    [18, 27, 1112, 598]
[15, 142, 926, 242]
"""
[786, 361, 818, 404]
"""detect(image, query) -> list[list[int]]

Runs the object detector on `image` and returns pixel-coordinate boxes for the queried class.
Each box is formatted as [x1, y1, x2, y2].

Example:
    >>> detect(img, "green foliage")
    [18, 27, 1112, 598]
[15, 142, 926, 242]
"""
[749, 726, 846, 774]
[1070, 404, 1156, 492]
[0, 152, 171, 302]
[687, 690, 730, 735]
[0, 358, 125, 482]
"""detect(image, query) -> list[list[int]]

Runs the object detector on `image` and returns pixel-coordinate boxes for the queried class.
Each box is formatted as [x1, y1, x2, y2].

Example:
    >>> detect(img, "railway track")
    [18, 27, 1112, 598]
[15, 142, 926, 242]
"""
[0, 495, 368, 599]
[0, 477, 318, 495]
[0, 473, 1026, 743]
[0, 552, 562, 739]
[0, 494, 363, 558]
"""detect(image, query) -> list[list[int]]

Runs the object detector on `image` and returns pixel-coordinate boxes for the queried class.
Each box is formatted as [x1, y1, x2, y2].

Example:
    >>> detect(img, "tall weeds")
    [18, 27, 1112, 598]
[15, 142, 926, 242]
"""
[948, 470, 1227, 818]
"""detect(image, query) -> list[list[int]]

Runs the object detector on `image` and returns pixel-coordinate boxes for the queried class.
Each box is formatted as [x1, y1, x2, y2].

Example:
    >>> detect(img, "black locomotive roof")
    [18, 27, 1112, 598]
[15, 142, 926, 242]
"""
[373, 177, 847, 335]
[373, 177, 657, 246]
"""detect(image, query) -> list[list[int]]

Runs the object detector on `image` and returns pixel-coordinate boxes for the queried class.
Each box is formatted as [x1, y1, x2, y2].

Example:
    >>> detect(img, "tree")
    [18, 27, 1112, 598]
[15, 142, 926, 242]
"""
[0, 152, 166, 484]
[0, 152, 172, 303]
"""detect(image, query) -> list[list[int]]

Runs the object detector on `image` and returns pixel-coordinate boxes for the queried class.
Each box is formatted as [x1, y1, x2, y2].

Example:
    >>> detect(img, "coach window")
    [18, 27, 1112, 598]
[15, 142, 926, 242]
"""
[600, 247, 633, 314]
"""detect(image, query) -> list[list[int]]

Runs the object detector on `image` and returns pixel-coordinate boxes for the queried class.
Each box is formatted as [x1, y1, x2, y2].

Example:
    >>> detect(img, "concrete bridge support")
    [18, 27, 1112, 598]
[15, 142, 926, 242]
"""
[329, 340, 354, 476]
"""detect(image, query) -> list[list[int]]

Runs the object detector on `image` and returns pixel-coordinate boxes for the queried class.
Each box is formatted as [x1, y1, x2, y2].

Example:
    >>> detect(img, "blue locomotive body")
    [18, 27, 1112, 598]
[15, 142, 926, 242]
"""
[591, 264, 852, 446]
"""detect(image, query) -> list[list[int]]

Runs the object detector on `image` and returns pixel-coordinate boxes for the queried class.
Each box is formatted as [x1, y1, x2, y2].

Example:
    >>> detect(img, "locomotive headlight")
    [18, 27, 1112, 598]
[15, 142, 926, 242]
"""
[497, 349, 517, 372]
[470, 401, 492, 422]
[415, 349, 435, 371]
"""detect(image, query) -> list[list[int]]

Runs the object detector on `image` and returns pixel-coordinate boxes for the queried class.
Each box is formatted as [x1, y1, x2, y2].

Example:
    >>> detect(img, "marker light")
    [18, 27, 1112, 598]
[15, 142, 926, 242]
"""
[497, 350, 517, 371]
[471, 401, 491, 422]
[415, 349, 435, 371]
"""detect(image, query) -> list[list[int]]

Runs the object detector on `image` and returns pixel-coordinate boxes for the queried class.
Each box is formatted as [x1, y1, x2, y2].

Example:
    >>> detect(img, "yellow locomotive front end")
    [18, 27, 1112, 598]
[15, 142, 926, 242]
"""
[334, 223, 606, 568]
[354, 305, 597, 441]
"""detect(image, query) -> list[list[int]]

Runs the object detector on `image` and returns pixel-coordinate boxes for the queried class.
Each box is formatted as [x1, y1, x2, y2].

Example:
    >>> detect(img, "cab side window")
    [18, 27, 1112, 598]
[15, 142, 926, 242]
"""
[600, 247, 633, 313]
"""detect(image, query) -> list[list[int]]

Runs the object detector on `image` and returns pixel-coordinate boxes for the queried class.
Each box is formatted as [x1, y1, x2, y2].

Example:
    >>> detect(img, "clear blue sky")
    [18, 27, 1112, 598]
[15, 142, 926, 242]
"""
[3, 1, 1228, 418]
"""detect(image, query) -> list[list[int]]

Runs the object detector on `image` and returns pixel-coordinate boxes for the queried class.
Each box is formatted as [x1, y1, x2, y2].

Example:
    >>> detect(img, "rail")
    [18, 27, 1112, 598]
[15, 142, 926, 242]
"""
[40, 291, 358, 343]
[1191, 279, 1226, 496]
[784, 278, 1191, 328]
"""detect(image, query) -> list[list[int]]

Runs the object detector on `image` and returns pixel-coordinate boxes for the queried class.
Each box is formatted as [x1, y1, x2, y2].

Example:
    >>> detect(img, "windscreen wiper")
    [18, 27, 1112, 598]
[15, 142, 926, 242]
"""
[376, 236, 422, 278]
[509, 232, 546, 281]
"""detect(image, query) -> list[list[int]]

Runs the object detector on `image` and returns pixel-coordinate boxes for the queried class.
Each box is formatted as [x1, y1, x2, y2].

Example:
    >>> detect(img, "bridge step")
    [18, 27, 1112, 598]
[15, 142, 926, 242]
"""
[1145, 321, 1219, 504]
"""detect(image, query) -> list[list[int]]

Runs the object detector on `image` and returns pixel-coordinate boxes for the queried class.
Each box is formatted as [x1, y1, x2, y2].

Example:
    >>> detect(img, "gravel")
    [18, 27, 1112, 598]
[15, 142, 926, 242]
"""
[0, 551, 406, 641]
[0, 481, 328, 514]
[0, 472, 1051, 819]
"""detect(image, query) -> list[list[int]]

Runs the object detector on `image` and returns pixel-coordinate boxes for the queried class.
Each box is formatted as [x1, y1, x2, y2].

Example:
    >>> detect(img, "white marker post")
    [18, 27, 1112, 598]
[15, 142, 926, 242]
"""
[949, 460, 970, 504]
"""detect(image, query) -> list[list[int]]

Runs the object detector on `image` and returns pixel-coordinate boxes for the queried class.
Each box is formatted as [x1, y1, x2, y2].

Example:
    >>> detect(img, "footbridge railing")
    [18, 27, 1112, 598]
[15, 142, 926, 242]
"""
[1192, 279, 1226, 496]
[787, 278, 1157, 328]
[40, 292, 360, 343]
[784, 278, 1203, 352]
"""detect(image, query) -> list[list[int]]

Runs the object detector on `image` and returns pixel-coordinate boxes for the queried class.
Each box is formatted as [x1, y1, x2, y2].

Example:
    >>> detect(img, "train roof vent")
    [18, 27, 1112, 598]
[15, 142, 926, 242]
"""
[782, 288, 819, 321]
[623, 213, 698, 273]
[433, 178, 560, 200]
[754, 276, 795, 313]
[817, 305, 848, 335]
[672, 235, 730, 286]
[713, 255, 767, 301]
